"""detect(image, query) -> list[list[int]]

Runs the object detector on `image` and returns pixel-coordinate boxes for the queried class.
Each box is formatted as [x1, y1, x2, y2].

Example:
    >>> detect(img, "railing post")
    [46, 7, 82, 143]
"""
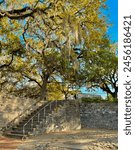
[55, 100, 57, 112]
[56, 100, 57, 107]
[23, 126, 25, 136]
[38, 113, 40, 123]
[31, 118, 33, 130]
[44, 108, 46, 117]
[50, 102, 52, 111]
[26, 110, 29, 115]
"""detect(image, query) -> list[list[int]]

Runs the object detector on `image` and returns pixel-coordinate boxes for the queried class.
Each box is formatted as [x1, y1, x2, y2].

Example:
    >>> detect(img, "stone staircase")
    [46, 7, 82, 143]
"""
[1, 100, 66, 139]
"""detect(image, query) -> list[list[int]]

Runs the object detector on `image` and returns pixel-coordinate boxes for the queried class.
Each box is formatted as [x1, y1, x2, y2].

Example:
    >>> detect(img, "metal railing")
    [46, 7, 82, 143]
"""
[22, 100, 58, 136]
[1, 99, 49, 131]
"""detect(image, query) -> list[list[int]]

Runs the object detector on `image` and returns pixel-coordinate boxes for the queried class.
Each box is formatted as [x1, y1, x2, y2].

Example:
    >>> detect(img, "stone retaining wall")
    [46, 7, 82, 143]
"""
[80, 102, 118, 130]
[0, 93, 38, 129]
[34, 100, 81, 135]
[0, 92, 117, 133]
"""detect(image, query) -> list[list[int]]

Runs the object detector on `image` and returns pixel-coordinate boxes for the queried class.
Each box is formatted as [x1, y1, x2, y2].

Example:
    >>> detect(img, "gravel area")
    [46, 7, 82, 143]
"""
[17, 129, 118, 150]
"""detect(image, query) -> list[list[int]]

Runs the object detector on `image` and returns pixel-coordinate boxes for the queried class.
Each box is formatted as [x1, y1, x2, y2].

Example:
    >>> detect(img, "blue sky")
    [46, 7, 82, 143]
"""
[105, 0, 118, 42]
[81, 0, 118, 98]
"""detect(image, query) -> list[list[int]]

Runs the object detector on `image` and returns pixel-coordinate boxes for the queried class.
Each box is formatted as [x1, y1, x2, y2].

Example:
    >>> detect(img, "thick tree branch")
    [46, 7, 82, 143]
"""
[0, 3, 52, 20]
[101, 82, 113, 95]
[23, 74, 42, 88]
[0, 53, 14, 69]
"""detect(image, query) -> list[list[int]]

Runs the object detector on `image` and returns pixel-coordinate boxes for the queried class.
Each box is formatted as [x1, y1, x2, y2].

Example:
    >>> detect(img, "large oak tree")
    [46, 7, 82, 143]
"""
[0, 0, 117, 100]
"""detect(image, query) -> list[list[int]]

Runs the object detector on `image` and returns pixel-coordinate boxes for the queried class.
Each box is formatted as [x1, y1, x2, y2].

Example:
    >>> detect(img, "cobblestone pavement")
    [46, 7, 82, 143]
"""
[17, 129, 118, 150]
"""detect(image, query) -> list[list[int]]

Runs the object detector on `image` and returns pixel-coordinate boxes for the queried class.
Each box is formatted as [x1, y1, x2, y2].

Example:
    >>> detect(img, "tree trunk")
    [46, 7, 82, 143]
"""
[111, 91, 118, 100]
[64, 93, 68, 100]
[110, 86, 118, 100]
[101, 83, 118, 101]
[40, 76, 49, 100]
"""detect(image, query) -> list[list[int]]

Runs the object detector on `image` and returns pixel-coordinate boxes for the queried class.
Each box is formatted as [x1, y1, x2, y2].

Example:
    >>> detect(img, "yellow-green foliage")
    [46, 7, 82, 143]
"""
[0, 0, 111, 99]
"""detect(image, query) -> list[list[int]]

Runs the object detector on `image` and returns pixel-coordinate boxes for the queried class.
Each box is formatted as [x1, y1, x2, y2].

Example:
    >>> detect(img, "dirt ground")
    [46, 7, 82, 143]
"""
[17, 129, 118, 150]
[0, 136, 22, 150]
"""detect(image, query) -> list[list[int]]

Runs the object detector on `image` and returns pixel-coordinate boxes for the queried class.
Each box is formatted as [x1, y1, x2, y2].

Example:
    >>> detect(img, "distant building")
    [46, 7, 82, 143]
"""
[67, 93, 102, 100]
[76, 93, 102, 99]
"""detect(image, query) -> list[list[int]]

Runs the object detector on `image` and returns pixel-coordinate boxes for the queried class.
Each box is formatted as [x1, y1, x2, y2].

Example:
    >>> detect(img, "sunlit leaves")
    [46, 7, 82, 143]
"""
[0, 0, 112, 99]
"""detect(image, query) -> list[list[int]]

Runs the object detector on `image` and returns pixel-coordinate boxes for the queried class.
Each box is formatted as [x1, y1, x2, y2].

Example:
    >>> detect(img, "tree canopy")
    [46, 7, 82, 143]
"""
[0, 0, 118, 100]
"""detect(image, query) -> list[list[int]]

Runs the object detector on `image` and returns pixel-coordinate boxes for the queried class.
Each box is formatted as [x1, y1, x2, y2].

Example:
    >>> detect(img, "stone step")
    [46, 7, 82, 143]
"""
[12, 126, 35, 131]
[16, 118, 43, 128]
[27, 110, 51, 118]
[5, 132, 27, 139]
[11, 129, 32, 134]
[16, 120, 44, 128]
[27, 112, 50, 119]
[22, 116, 44, 120]
[3, 100, 66, 139]
[20, 115, 45, 122]
[24, 116, 45, 122]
